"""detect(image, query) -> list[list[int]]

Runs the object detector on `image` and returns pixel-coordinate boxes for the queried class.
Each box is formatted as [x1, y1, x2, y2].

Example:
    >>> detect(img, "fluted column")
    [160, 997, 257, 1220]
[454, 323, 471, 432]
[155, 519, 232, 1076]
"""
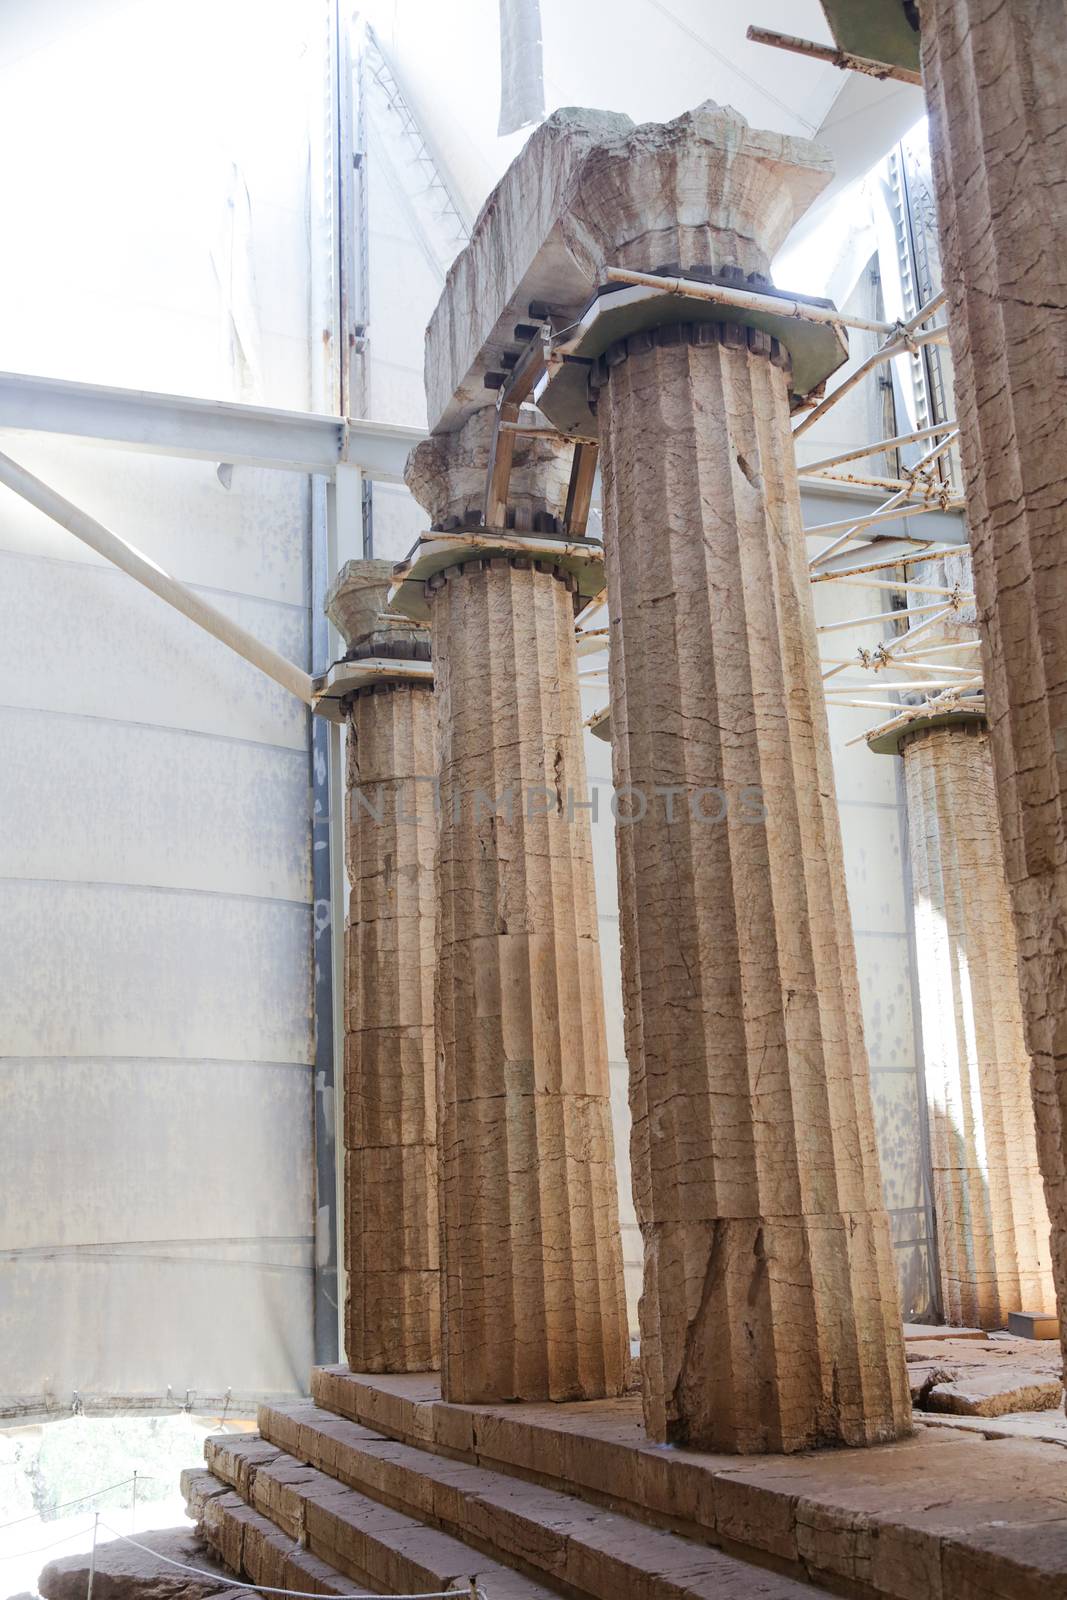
[404, 419, 629, 1404]
[920, 0, 1067, 1360]
[327, 562, 438, 1373]
[599, 318, 909, 1452]
[555, 105, 912, 1452]
[900, 718, 1054, 1325]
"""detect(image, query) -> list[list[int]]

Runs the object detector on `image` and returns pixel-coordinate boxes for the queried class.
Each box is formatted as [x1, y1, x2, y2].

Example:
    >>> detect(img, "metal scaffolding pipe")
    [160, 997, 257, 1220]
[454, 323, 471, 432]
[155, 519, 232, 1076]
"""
[795, 327, 949, 440]
[798, 420, 959, 474]
[902, 640, 982, 657]
[815, 596, 967, 635]
[804, 469, 953, 497]
[0, 447, 314, 705]
[832, 576, 961, 596]
[602, 266, 897, 336]
[793, 291, 949, 440]
[825, 652, 979, 672]
[807, 496, 962, 547]
[808, 430, 962, 567]
[846, 685, 985, 748]
[808, 543, 964, 581]
[823, 680, 969, 694]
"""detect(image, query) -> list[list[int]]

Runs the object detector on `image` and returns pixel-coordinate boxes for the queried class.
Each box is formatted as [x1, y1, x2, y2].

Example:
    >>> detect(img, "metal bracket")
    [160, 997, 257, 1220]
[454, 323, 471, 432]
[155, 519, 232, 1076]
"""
[312, 656, 434, 723]
[537, 276, 849, 439]
[388, 528, 606, 624]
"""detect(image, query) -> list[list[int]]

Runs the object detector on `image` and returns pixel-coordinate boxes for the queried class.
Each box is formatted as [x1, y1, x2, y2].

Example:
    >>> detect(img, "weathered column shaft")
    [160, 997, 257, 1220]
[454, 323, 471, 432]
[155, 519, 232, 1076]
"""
[903, 721, 1054, 1325]
[343, 681, 439, 1371]
[920, 0, 1067, 1351]
[329, 555, 440, 1375]
[599, 323, 910, 1451]
[430, 553, 628, 1403]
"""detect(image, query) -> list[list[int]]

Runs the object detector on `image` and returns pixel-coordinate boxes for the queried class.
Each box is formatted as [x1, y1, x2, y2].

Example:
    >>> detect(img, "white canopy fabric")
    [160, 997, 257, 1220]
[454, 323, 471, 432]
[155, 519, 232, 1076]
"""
[362, 0, 924, 256]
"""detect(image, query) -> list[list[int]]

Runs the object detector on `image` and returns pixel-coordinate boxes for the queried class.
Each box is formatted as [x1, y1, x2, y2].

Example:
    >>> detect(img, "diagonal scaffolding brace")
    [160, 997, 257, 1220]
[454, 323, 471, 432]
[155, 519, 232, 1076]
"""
[0, 448, 314, 705]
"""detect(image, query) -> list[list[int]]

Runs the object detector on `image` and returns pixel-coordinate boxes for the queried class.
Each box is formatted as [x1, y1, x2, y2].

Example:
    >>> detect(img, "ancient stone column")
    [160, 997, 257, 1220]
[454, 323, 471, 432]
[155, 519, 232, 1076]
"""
[897, 717, 1054, 1324]
[326, 561, 438, 1373]
[868, 550, 1054, 1329]
[583, 108, 910, 1451]
[403, 416, 629, 1403]
[920, 0, 1067, 1359]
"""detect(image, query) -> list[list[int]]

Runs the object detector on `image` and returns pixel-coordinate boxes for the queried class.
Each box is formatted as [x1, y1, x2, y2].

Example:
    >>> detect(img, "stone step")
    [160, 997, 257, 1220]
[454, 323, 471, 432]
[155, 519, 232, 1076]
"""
[184, 1466, 369, 1596]
[210, 1427, 827, 1600]
[307, 1367, 1067, 1600]
[200, 1436, 571, 1600]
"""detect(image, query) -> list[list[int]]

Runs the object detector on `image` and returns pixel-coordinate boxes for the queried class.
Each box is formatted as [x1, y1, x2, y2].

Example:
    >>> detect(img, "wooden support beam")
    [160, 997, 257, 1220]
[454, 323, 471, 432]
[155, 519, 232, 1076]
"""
[564, 441, 599, 536]
[483, 399, 519, 529]
[482, 329, 551, 528]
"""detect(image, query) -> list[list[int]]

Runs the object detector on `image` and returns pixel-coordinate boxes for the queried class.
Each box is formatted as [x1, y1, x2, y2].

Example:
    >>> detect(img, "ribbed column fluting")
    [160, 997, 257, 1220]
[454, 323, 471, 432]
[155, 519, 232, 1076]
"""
[429, 553, 629, 1403]
[343, 678, 440, 1372]
[902, 718, 1054, 1326]
[598, 322, 911, 1452]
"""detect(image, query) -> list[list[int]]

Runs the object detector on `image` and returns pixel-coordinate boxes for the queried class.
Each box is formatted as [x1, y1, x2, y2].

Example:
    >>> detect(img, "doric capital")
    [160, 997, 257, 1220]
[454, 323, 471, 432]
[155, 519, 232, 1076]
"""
[559, 101, 833, 283]
[404, 406, 572, 531]
[326, 558, 429, 657]
[867, 705, 987, 757]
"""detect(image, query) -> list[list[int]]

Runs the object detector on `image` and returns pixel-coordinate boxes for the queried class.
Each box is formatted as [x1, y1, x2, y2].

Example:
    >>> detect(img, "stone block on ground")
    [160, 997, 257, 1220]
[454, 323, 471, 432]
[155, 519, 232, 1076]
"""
[39, 1527, 239, 1600]
[1007, 1311, 1060, 1340]
[906, 1336, 1064, 1416]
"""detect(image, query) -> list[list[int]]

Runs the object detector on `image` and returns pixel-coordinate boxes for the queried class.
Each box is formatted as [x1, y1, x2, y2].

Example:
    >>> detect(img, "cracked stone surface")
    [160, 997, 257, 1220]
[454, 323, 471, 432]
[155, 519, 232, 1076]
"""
[327, 559, 398, 651]
[921, 0, 1067, 1368]
[599, 322, 910, 1451]
[429, 554, 628, 1402]
[901, 719, 1054, 1328]
[341, 563, 439, 1371]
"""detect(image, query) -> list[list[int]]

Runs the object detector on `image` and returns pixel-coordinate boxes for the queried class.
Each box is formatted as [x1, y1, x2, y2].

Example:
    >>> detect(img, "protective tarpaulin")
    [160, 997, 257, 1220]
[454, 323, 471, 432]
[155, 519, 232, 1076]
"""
[497, 0, 544, 135]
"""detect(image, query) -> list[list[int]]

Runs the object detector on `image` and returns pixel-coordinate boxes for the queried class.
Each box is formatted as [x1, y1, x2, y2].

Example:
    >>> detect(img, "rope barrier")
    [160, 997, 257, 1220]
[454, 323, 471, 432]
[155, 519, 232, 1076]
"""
[0, 1521, 100, 1559]
[1, 1505, 488, 1600]
[97, 1524, 486, 1600]
[0, 1475, 158, 1533]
